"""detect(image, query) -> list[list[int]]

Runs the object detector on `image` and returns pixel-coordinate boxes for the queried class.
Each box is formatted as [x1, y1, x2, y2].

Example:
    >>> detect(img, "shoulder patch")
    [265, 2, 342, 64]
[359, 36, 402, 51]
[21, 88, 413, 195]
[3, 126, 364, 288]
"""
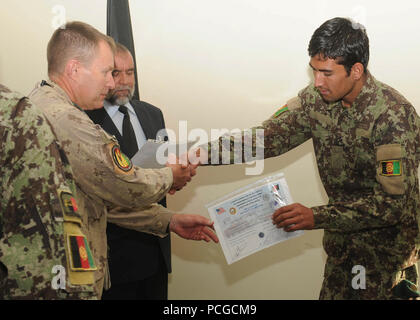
[111, 145, 133, 172]
[273, 104, 289, 118]
[272, 97, 302, 118]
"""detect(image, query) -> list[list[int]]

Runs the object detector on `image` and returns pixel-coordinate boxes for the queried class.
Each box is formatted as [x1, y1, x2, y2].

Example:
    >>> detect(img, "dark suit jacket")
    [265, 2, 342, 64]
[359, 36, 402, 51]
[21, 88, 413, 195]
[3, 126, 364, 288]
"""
[86, 100, 171, 285]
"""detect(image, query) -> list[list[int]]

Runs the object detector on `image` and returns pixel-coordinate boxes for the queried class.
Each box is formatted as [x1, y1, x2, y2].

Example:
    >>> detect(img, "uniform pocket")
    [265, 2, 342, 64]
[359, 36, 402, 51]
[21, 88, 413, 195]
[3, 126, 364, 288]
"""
[331, 145, 345, 170]
[375, 144, 404, 195]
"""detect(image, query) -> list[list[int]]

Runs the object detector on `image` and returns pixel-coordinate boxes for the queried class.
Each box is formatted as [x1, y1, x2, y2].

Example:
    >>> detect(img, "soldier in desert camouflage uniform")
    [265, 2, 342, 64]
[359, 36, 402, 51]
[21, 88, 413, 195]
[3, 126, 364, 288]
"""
[200, 17, 419, 299]
[29, 21, 218, 298]
[0, 84, 96, 299]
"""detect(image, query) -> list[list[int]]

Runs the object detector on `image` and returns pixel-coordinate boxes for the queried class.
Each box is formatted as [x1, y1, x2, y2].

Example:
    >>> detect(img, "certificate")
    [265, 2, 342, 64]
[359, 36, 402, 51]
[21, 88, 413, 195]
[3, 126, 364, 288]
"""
[206, 173, 303, 264]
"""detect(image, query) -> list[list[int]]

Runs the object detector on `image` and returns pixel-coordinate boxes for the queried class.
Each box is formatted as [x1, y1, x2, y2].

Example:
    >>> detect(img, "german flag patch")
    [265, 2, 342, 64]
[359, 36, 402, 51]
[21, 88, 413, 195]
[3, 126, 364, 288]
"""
[67, 235, 97, 271]
[273, 104, 289, 118]
[380, 160, 402, 176]
[112, 145, 133, 172]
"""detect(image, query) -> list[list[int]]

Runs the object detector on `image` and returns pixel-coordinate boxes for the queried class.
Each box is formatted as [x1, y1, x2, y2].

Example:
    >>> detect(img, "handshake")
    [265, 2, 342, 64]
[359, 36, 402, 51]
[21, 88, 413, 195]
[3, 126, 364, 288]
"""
[163, 148, 220, 244]
[165, 148, 204, 195]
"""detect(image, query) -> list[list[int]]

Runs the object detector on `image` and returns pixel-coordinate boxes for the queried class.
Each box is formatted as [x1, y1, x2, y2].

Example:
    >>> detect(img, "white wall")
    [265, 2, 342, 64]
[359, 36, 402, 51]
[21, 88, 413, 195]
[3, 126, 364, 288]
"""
[0, 0, 419, 300]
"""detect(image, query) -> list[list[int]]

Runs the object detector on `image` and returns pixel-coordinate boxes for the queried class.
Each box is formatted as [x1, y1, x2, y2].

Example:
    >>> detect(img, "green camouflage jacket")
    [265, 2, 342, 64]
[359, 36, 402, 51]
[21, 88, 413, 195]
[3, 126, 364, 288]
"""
[207, 72, 420, 272]
[0, 84, 96, 299]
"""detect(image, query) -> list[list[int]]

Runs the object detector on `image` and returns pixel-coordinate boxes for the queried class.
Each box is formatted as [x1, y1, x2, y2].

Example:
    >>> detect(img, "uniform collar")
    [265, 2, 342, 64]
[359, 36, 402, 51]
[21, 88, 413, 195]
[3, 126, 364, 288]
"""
[39, 79, 85, 112]
[349, 71, 377, 115]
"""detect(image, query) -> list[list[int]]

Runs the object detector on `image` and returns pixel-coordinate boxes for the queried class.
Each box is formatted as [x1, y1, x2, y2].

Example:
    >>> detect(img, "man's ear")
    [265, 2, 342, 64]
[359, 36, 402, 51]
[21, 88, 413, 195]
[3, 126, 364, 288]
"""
[351, 62, 365, 81]
[64, 59, 80, 80]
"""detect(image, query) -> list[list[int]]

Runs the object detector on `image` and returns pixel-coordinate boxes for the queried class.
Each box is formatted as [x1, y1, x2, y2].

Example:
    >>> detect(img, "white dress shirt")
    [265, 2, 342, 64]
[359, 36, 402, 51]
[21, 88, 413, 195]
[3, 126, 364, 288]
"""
[103, 100, 147, 150]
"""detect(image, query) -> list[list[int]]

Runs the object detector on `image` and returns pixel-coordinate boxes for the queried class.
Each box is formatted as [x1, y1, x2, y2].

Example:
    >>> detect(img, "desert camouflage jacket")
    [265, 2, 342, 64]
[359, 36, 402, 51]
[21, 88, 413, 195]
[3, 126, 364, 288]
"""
[29, 80, 174, 297]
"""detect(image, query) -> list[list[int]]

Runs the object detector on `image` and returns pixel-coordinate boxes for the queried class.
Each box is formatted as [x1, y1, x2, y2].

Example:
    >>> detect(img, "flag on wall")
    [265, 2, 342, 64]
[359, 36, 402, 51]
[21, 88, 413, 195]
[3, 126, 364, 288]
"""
[107, 0, 140, 100]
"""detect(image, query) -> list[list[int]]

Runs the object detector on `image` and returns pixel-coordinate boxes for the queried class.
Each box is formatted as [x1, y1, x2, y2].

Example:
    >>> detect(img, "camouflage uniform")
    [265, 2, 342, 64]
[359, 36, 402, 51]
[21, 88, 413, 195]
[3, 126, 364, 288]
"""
[0, 84, 96, 299]
[29, 80, 174, 298]
[206, 72, 420, 299]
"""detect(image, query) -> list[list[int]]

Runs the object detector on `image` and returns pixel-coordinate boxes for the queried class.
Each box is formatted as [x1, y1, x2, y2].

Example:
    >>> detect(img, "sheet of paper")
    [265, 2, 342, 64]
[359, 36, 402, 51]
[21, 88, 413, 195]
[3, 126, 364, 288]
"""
[131, 140, 198, 169]
[131, 140, 166, 168]
[206, 173, 303, 265]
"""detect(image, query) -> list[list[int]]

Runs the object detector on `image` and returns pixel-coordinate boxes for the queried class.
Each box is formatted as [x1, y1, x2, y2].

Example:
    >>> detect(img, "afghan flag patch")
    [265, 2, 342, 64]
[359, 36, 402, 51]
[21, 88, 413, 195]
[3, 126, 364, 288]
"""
[68, 235, 97, 271]
[112, 145, 133, 172]
[380, 160, 402, 176]
[273, 104, 289, 118]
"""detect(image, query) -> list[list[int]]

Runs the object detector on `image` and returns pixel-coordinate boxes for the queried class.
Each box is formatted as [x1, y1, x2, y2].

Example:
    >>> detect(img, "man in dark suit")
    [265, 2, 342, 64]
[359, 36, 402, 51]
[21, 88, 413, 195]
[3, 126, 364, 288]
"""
[86, 43, 171, 300]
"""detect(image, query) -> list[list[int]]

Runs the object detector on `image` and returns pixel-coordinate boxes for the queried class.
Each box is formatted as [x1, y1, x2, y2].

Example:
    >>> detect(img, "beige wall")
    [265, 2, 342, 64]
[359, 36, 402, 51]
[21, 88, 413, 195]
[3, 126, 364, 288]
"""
[0, 0, 419, 299]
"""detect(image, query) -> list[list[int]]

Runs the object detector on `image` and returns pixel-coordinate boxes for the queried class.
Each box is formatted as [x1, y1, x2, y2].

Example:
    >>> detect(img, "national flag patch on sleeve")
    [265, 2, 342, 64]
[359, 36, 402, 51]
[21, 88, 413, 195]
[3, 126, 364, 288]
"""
[380, 160, 402, 176]
[67, 235, 97, 271]
[272, 104, 289, 118]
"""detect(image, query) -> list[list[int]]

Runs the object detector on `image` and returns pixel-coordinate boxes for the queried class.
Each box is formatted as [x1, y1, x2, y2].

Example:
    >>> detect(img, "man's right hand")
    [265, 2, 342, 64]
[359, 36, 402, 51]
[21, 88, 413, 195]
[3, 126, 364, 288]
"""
[166, 154, 193, 193]
[169, 213, 219, 243]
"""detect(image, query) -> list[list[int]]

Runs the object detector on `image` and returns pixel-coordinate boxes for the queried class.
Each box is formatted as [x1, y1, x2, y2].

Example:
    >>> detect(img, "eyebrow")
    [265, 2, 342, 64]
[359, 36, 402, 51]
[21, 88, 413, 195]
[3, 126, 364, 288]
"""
[309, 63, 333, 73]
[113, 68, 135, 72]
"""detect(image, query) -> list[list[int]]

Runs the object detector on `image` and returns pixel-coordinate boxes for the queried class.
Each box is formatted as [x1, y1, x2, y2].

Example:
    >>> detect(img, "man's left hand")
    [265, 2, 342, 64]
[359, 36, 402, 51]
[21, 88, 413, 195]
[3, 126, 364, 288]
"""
[272, 203, 315, 232]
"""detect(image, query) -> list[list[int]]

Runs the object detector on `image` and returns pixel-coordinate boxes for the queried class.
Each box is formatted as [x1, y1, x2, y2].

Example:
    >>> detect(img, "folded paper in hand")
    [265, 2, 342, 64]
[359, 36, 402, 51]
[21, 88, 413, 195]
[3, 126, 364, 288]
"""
[131, 140, 166, 169]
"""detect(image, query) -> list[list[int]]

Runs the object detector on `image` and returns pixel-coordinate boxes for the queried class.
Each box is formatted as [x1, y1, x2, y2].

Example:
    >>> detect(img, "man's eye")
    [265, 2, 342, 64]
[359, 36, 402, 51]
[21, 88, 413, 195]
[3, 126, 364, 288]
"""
[112, 71, 120, 77]
[324, 73, 332, 77]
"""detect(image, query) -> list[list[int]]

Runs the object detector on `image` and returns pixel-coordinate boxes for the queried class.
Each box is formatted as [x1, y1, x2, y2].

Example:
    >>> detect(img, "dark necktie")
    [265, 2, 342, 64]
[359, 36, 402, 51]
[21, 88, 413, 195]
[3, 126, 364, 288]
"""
[118, 105, 139, 158]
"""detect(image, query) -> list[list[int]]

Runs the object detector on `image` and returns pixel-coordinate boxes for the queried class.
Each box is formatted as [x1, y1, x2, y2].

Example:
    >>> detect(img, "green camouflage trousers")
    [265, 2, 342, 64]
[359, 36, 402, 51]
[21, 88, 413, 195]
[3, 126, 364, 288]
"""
[319, 257, 418, 300]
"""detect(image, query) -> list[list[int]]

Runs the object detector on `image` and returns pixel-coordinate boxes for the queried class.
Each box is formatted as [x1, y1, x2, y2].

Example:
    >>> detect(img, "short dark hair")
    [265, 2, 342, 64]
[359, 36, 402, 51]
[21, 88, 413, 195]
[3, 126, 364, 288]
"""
[308, 17, 369, 75]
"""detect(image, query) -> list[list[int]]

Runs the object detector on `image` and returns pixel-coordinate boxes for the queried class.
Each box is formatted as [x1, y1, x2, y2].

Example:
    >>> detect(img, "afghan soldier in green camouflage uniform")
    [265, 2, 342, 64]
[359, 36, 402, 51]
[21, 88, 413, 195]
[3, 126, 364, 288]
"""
[0, 84, 97, 299]
[201, 17, 420, 299]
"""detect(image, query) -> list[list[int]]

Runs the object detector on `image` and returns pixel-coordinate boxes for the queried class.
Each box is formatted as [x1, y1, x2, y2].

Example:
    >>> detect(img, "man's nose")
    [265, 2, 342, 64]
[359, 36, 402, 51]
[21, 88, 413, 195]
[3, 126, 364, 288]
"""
[120, 72, 130, 86]
[107, 73, 115, 90]
[314, 72, 324, 88]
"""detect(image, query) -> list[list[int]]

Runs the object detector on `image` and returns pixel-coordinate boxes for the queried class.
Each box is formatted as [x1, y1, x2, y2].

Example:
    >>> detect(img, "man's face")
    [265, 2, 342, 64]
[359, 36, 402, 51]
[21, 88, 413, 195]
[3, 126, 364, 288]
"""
[75, 40, 115, 110]
[107, 51, 135, 105]
[309, 54, 357, 105]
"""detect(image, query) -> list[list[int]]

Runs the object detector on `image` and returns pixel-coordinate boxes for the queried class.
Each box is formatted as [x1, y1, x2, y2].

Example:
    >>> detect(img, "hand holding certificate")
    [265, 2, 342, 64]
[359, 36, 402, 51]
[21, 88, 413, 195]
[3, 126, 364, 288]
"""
[206, 173, 303, 264]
